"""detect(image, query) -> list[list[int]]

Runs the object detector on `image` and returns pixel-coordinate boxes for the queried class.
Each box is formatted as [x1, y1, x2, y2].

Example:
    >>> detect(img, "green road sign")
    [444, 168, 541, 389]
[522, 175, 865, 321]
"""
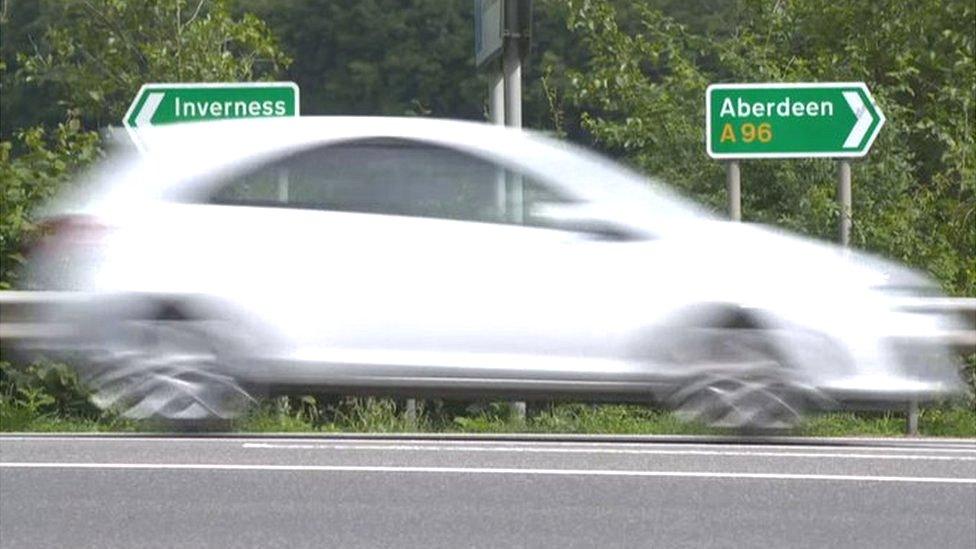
[706, 82, 884, 159]
[123, 82, 299, 150]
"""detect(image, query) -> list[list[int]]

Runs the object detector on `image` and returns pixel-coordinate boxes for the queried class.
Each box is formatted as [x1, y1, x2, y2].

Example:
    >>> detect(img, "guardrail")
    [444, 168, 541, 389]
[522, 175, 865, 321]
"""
[4, 292, 974, 344]
[2, 291, 973, 434]
[0, 291, 87, 344]
[894, 297, 976, 352]
[894, 296, 975, 435]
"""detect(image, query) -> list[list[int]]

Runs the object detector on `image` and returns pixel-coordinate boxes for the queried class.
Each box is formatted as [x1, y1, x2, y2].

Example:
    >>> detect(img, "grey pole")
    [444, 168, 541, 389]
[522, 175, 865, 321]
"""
[276, 168, 289, 203]
[837, 160, 851, 246]
[838, 161, 915, 429]
[503, 0, 523, 224]
[726, 160, 741, 221]
[907, 399, 919, 436]
[489, 63, 506, 217]
[503, 0, 526, 421]
[404, 398, 417, 428]
[489, 63, 505, 125]
[502, 21, 521, 127]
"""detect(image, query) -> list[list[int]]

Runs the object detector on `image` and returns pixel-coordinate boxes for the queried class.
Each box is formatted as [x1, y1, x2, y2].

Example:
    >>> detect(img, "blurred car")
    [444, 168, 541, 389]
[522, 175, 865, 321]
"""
[20, 117, 969, 428]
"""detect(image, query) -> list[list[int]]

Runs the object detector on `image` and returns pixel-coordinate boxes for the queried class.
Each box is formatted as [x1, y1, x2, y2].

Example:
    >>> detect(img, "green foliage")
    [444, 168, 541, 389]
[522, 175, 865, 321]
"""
[0, 114, 101, 288]
[237, 0, 484, 118]
[0, 2, 66, 137]
[0, 359, 101, 430]
[6, 389, 972, 436]
[15, 0, 291, 129]
[799, 407, 976, 438]
[554, 0, 976, 295]
[0, 0, 291, 289]
[1, 0, 973, 436]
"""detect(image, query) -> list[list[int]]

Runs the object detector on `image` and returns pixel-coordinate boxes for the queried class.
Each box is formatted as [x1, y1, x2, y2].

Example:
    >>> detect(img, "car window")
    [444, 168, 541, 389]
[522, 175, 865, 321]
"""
[207, 139, 576, 227]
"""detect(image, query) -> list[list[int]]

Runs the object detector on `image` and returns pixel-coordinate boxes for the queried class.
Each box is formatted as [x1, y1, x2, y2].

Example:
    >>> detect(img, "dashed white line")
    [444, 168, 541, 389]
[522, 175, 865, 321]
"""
[2, 461, 974, 484]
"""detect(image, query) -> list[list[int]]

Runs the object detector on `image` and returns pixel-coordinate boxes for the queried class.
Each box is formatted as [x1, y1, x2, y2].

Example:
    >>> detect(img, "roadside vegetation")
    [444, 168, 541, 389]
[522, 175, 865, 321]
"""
[2, 358, 974, 436]
[1, 0, 974, 436]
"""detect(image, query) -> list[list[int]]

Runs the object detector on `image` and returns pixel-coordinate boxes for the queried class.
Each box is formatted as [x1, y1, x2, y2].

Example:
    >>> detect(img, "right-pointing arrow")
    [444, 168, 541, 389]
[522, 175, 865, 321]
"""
[135, 92, 165, 128]
[842, 91, 872, 149]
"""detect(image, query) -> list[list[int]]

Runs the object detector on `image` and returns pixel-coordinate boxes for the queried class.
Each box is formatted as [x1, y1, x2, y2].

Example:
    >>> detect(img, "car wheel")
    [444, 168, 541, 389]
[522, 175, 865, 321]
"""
[78, 319, 255, 424]
[669, 370, 808, 431]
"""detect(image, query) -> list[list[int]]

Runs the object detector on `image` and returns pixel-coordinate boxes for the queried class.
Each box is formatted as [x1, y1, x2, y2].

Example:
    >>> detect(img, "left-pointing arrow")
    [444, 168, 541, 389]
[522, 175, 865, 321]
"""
[124, 91, 166, 153]
[135, 92, 165, 128]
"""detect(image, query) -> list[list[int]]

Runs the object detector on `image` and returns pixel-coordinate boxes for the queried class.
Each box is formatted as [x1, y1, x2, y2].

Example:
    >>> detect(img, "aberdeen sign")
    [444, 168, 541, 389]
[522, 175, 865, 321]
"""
[706, 82, 885, 159]
[123, 82, 299, 151]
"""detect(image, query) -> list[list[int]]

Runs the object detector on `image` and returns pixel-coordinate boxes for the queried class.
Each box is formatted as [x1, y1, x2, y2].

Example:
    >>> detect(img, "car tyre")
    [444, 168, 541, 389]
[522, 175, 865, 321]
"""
[78, 319, 255, 426]
[669, 370, 809, 431]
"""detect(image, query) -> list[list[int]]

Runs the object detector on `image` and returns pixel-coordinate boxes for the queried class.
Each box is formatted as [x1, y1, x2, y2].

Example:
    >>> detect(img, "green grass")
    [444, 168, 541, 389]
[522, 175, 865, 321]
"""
[6, 357, 975, 437]
[0, 408, 139, 433]
[3, 394, 974, 437]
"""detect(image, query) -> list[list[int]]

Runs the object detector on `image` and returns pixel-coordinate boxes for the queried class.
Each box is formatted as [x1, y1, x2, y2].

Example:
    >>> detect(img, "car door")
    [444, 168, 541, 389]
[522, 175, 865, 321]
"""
[170, 138, 657, 389]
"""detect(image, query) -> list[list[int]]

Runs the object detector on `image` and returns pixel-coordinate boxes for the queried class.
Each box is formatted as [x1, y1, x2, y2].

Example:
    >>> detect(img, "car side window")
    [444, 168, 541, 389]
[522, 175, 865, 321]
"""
[207, 139, 577, 227]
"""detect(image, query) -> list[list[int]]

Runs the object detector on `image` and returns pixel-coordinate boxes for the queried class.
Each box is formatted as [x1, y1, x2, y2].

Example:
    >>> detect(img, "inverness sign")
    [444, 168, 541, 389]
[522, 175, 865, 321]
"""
[123, 82, 299, 150]
[706, 82, 884, 159]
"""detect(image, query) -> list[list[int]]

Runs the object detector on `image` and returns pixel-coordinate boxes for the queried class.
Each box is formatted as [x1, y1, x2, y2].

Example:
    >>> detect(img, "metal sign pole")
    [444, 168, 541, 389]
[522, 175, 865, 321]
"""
[404, 398, 417, 428]
[836, 160, 916, 431]
[726, 160, 741, 221]
[489, 62, 505, 125]
[276, 168, 290, 203]
[502, 28, 521, 127]
[837, 160, 851, 246]
[504, 0, 526, 421]
[503, 0, 523, 225]
[490, 62, 506, 217]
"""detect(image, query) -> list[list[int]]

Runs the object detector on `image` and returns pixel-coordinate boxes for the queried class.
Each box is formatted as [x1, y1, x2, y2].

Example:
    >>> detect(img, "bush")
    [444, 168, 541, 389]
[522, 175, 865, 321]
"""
[0, 359, 101, 430]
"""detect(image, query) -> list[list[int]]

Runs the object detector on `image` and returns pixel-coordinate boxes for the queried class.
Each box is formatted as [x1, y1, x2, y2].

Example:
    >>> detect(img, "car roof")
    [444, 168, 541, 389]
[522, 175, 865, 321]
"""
[138, 116, 523, 159]
[64, 117, 709, 228]
[133, 116, 606, 189]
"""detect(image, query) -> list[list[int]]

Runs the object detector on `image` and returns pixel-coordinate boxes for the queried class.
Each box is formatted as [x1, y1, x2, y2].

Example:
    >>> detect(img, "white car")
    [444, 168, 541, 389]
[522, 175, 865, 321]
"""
[23, 117, 968, 428]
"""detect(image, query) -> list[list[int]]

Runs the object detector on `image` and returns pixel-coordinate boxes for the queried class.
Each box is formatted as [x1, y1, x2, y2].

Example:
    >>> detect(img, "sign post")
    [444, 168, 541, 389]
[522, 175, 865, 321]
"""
[123, 82, 300, 152]
[726, 161, 741, 222]
[705, 82, 907, 430]
[476, 0, 532, 421]
[706, 82, 885, 233]
[837, 160, 852, 246]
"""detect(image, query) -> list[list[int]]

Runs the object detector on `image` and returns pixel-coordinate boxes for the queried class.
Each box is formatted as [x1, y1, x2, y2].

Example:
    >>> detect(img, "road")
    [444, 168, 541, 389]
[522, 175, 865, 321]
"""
[1, 434, 974, 548]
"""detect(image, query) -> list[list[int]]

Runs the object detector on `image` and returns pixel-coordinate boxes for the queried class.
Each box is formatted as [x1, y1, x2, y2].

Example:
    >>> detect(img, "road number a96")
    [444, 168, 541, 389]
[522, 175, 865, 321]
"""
[720, 122, 772, 144]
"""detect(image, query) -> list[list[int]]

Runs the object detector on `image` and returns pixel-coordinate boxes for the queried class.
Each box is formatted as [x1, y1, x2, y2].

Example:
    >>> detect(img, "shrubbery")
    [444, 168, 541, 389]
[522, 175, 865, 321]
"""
[1, 0, 973, 434]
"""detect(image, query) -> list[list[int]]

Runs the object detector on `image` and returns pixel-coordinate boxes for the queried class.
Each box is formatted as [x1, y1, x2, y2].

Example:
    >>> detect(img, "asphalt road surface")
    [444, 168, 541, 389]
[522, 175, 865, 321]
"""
[1, 434, 974, 548]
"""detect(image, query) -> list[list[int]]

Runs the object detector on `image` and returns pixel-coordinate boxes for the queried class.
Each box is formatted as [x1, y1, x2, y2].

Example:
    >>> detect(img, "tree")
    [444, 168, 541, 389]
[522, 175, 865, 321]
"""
[0, 1, 65, 138]
[0, 0, 291, 287]
[13, 0, 291, 130]
[552, 0, 975, 295]
[0, 111, 100, 288]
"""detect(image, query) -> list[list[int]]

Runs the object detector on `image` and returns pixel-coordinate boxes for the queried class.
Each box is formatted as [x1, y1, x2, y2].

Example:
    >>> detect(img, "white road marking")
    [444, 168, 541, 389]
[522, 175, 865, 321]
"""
[240, 442, 976, 461]
[2, 462, 974, 484]
[2, 435, 974, 451]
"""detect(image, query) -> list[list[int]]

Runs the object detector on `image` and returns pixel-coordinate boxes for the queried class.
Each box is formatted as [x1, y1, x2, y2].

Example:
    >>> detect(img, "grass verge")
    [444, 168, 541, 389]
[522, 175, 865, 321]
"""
[3, 359, 974, 437]
[4, 398, 973, 437]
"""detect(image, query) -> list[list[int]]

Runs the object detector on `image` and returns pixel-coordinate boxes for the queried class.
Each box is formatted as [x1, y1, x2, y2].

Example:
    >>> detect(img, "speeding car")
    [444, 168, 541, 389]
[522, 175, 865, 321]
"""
[20, 116, 968, 428]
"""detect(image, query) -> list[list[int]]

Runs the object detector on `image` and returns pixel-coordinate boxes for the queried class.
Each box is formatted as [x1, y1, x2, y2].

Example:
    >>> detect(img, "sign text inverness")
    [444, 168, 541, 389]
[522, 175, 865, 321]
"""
[123, 82, 299, 150]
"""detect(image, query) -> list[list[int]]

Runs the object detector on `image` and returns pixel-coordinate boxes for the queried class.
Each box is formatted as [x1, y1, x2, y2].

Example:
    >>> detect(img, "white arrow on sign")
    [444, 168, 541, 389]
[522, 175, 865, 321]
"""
[134, 92, 165, 128]
[842, 91, 872, 149]
[124, 91, 165, 153]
